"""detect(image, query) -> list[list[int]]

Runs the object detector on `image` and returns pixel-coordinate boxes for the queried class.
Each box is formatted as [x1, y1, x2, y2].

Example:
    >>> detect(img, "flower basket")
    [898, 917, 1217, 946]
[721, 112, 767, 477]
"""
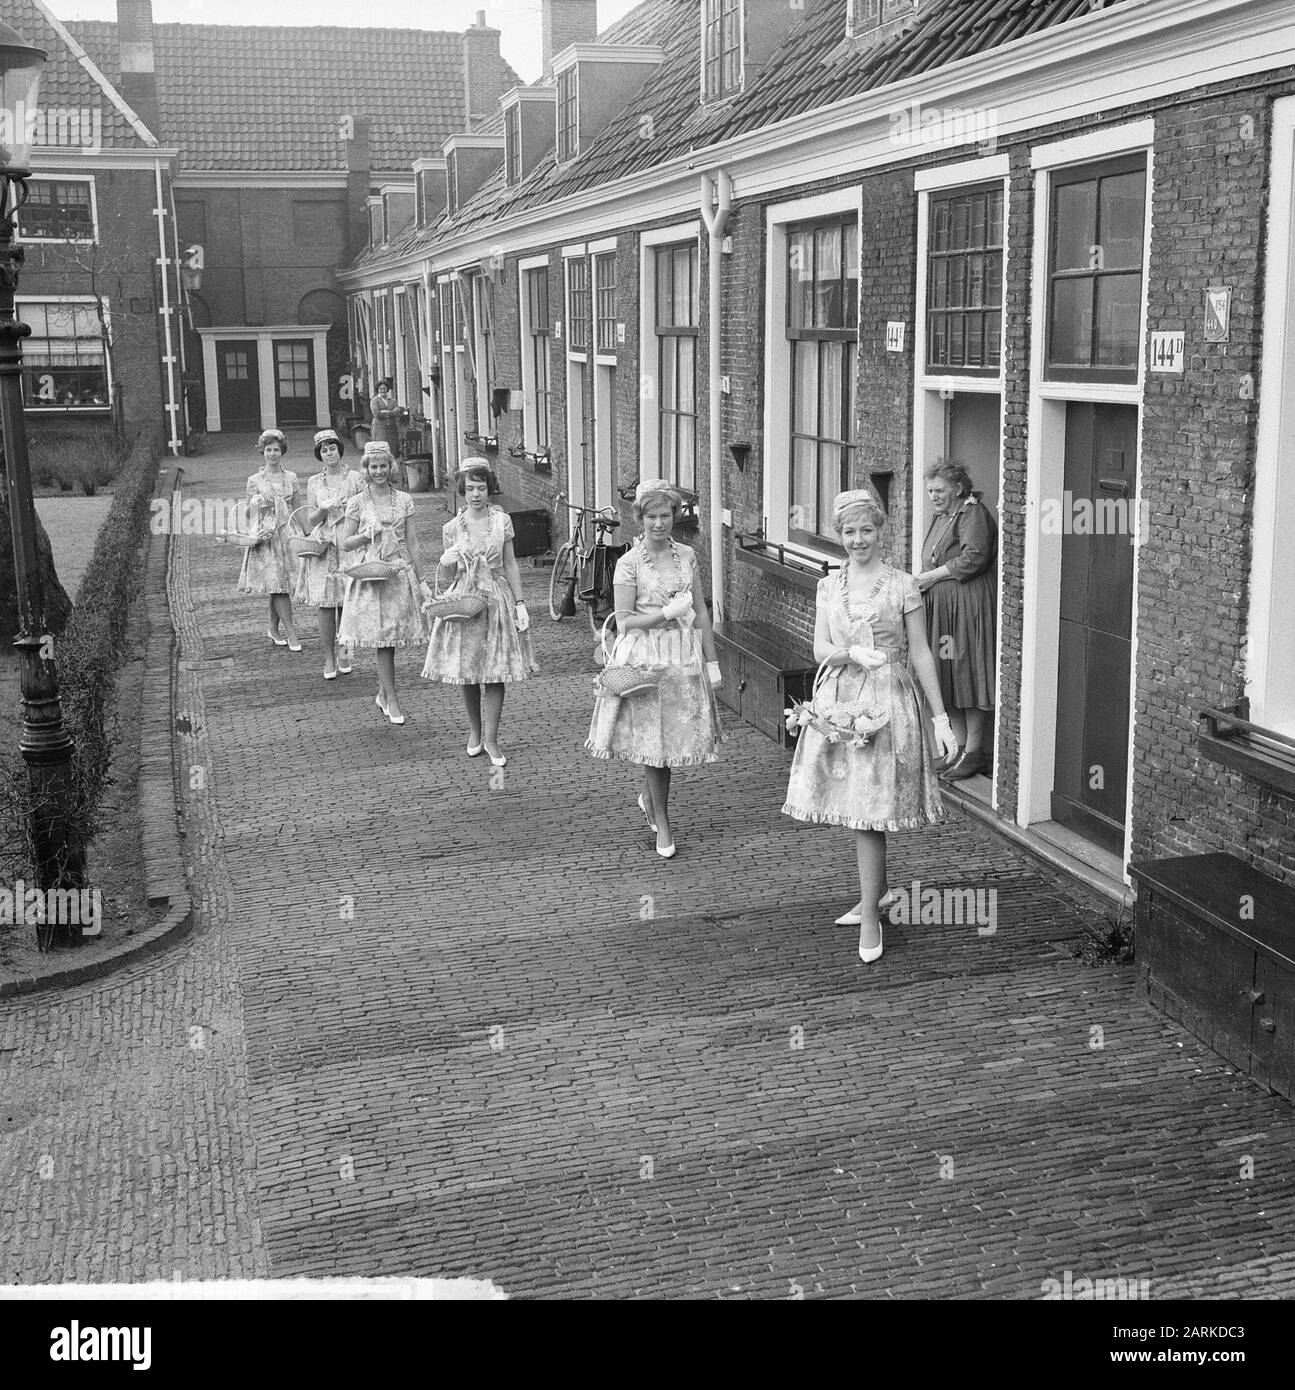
[288, 505, 329, 558]
[422, 569, 487, 622]
[345, 559, 402, 583]
[784, 657, 890, 746]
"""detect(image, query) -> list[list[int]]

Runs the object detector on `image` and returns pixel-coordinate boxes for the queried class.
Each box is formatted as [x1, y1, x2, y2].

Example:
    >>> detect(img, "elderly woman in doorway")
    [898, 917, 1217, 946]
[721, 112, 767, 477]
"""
[585, 479, 723, 859]
[915, 459, 998, 781]
[369, 377, 406, 460]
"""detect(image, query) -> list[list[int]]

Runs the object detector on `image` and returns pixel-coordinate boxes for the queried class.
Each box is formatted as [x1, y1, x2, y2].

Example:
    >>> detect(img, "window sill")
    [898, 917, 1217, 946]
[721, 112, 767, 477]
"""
[1198, 704, 1295, 799]
[734, 533, 835, 594]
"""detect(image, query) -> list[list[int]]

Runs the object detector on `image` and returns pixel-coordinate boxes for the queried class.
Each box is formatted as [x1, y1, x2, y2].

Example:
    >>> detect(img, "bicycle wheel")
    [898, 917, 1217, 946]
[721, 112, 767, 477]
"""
[549, 542, 578, 621]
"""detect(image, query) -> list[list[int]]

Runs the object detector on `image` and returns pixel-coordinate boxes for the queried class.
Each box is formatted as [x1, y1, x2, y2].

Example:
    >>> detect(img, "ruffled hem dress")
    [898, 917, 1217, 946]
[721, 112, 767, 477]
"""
[237, 468, 298, 595]
[336, 488, 426, 649]
[782, 567, 944, 832]
[293, 467, 364, 609]
[421, 507, 537, 684]
[585, 540, 722, 769]
[921, 496, 997, 711]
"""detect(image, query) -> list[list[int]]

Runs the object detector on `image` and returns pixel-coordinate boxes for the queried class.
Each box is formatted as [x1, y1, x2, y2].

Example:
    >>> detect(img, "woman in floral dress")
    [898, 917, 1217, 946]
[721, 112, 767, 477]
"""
[337, 441, 429, 725]
[782, 490, 959, 962]
[238, 429, 301, 651]
[294, 428, 364, 680]
[422, 459, 535, 765]
[586, 480, 723, 858]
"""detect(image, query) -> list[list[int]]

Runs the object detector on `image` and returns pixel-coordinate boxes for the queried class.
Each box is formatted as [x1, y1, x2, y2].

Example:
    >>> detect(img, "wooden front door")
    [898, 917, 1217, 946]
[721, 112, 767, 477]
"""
[1052, 402, 1138, 853]
[274, 340, 315, 425]
[216, 341, 259, 430]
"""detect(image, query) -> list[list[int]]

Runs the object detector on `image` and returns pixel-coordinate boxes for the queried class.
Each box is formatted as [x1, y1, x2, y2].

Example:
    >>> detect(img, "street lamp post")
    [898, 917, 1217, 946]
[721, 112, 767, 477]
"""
[1, 22, 86, 946]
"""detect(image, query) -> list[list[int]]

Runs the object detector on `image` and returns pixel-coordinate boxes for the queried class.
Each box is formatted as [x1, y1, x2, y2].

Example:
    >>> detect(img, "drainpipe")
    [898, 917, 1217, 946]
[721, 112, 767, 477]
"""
[422, 260, 443, 487]
[700, 169, 731, 621]
[154, 158, 181, 455]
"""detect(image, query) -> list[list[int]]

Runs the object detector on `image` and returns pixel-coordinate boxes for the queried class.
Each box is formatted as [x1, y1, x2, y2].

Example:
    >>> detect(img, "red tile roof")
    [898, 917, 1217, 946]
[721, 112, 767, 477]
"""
[66, 21, 518, 172]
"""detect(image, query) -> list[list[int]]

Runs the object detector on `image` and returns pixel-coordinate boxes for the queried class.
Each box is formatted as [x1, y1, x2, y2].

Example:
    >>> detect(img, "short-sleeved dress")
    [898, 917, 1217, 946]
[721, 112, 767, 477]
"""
[336, 488, 426, 649]
[238, 467, 298, 594]
[421, 506, 537, 684]
[922, 496, 997, 711]
[782, 567, 944, 832]
[293, 467, 364, 609]
[369, 391, 402, 456]
[585, 539, 722, 768]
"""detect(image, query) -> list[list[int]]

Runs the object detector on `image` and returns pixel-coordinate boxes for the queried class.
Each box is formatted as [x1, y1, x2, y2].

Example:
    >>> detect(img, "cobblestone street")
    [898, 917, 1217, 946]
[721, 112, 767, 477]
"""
[2, 431, 1294, 1298]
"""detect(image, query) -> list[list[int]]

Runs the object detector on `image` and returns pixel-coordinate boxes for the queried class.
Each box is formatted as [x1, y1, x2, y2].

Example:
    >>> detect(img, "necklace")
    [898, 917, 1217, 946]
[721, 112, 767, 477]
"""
[641, 537, 683, 591]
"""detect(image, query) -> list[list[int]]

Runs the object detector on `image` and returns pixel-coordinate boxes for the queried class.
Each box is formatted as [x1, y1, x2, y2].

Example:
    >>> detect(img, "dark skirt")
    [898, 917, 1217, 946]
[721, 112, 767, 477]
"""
[924, 573, 995, 711]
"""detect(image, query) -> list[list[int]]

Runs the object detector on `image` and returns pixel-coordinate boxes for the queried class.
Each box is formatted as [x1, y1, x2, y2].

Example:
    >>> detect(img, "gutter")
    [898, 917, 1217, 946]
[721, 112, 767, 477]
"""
[699, 170, 731, 622]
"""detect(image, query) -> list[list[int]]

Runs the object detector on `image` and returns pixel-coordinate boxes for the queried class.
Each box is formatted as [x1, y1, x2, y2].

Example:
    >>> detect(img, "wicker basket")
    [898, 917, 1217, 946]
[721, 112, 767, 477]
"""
[346, 559, 403, 582]
[422, 569, 487, 622]
[288, 505, 328, 559]
[594, 615, 660, 699]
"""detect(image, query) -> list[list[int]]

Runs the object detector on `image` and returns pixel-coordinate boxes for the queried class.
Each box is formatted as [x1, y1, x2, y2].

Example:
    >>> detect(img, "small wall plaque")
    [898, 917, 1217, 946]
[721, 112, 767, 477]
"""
[1149, 331, 1185, 374]
[1204, 287, 1232, 344]
[885, 321, 906, 353]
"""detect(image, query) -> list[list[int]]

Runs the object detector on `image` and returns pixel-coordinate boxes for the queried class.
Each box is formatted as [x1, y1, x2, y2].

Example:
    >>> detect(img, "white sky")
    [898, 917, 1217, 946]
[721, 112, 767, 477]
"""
[50, 1, 646, 84]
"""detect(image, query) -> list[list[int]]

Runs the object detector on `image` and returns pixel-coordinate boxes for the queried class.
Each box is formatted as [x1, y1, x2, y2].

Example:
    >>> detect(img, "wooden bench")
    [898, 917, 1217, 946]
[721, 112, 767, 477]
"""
[713, 619, 816, 747]
[1129, 853, 1295, 1100]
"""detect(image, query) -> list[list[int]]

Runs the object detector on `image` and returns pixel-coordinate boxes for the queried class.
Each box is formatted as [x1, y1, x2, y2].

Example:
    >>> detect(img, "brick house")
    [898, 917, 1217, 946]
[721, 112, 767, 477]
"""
[342, 0, 1295, 902]
[14, 0, 181, 443]
[65, 3, 515, 439]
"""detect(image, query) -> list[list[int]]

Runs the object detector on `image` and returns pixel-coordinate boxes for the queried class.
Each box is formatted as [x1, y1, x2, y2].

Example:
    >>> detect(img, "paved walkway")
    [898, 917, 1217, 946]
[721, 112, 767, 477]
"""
[2, 430, 1293, 1297]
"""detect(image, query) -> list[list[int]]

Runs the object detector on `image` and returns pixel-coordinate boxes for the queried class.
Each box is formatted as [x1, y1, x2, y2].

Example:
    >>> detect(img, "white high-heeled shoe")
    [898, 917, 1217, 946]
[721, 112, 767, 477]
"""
[858, 922, 883, 964]
[836, 889, 899, 926]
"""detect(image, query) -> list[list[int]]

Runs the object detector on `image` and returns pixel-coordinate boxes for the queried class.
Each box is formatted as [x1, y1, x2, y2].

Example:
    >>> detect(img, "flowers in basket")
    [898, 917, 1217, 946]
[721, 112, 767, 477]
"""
[785, 656, 890, 747]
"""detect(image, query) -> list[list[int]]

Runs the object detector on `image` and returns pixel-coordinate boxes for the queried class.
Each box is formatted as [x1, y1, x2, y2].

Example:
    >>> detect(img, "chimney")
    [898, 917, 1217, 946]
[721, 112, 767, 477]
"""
[343, 114, 372, 263]
[116, 0, 161, 138]
[542, 0, 599, 78]
[463, 12, 506, 133]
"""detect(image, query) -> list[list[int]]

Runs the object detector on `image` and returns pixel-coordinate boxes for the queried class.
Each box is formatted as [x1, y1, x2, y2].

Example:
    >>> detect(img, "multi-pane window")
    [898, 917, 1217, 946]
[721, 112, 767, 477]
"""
[525, 267, 551, 450]
[787, 218, 859, 546]
[446, 151, 460, 217]
[566, 256, 590, 351]
[20, 179, 94, 241]
[367, 199, 383, 249]
[1046, 155, 1147, 382]
[19, 299, 109, 407]
[703, 0, 742, 101]
[594, 252, 617, 353]
[276, 343, 311, 398]
[927, 185, 1004, 374]
[557, 68, 578, 162]
[505, 104, 522, 186]
[655, 243, 699, 493]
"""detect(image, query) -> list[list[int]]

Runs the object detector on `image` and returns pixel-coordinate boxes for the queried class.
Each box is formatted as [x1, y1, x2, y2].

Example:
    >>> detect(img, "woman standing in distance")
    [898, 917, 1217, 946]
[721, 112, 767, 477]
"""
[915, 460, 998, 780]
[239, 428, 302, 651]
[422, 459, 535, 765]
[295, 428, 364, 680]
[782, 490, 958, 962]
[368, 377, 405, 462]
[586, 480, 722, 859]
[337, 441, 429, 725]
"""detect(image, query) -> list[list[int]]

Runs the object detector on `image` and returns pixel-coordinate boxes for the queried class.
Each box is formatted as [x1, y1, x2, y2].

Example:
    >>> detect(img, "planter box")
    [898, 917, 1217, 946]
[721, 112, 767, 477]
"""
[1130, 853, 1295, 1101]
[713, 619, 815, 747]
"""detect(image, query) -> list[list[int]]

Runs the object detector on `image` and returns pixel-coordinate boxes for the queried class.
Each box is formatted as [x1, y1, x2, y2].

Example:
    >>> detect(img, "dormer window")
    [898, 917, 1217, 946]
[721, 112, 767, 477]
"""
[847, 0, 922, 52]
[703, 0, 742, 102]
[446, 150, 459, 217]
[366, 195, 383, 249]
[505, 103, 522, 184]
[557, 67, 578, 162]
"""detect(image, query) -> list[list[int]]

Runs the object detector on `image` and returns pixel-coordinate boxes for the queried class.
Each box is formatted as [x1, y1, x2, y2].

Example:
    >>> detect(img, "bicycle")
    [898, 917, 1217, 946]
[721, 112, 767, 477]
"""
[548, 491, 623, 635]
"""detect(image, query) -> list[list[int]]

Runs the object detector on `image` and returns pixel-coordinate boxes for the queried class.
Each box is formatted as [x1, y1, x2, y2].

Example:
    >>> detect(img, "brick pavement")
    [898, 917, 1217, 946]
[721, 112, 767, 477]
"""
[2, 430, 1293, 1297]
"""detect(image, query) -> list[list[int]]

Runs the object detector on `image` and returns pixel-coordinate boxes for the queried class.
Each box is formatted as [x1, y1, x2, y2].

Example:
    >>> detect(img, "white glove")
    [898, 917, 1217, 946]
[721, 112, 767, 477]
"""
[440, 546, 462, 567]
[848, 645, 889, 671]
[660, 594, 693, 622]
[515, 601, 530, 633]
[932, 714, 959, 762]
[706, 661, 722, 688]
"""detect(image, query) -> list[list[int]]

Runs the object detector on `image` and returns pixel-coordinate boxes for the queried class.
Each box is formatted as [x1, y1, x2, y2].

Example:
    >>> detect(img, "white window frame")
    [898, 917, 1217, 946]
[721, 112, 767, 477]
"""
[518, 254, 551, 455]
[639, 222, 702, 493]
[1018, 120, 1155, 877]
[912, 155, 1011, 810]
[17, 293, 112, 411]
[563, 243, 589, 511]
[436, 273, 461, 471]
[471, 271, 495, 438]
[18, 174, 98, 245]
[761, 187, 862, 561]
[699, 0, 745, 105]
[556, 66, 579, 164]
[1249, 96, 1295, 738]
